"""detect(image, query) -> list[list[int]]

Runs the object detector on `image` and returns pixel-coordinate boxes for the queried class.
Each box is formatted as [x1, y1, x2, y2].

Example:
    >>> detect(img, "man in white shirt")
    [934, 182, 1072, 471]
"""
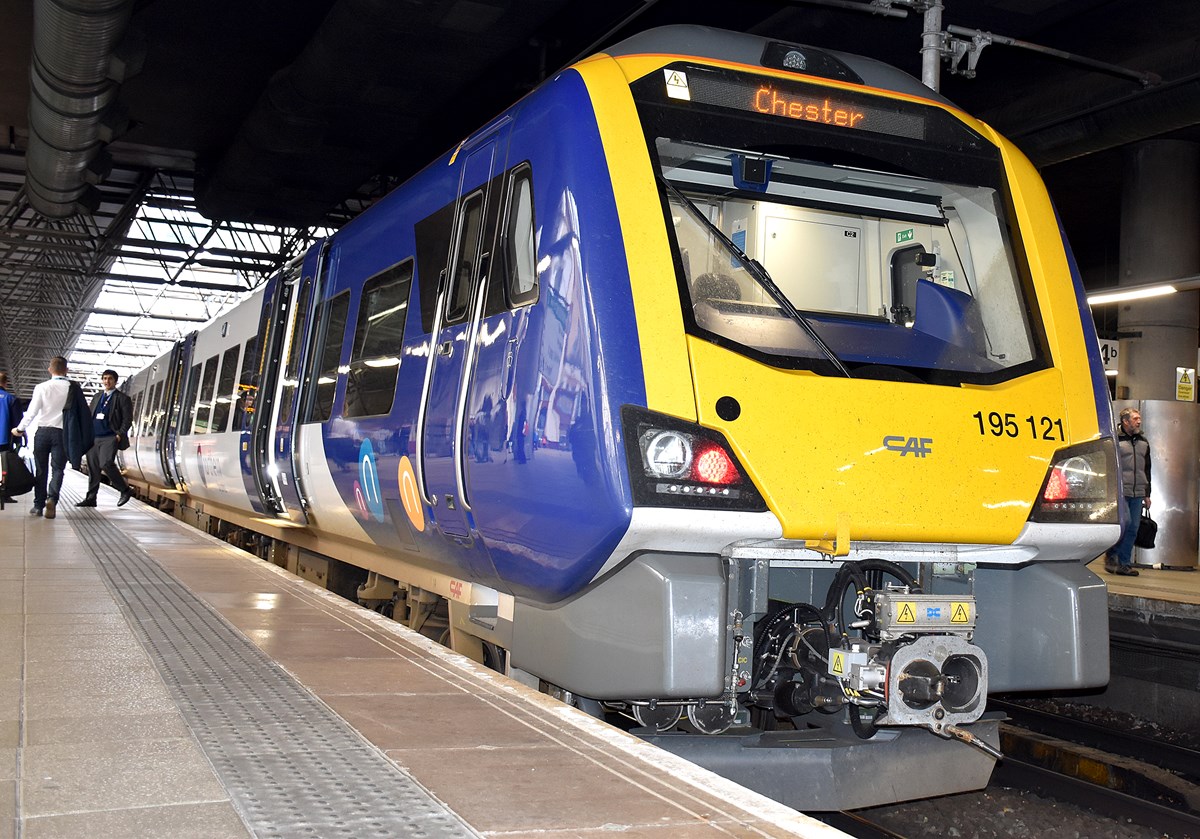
[12, 356, 72, 519]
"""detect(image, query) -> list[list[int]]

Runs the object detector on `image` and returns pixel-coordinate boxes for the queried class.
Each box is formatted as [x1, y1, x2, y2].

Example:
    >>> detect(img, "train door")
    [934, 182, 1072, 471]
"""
[418, 127, 510, 536]
[459, 163, 540, 496]
[243, 256, 304, 516]
[158, 334, 195, 490]
[271, 244, 326, 523]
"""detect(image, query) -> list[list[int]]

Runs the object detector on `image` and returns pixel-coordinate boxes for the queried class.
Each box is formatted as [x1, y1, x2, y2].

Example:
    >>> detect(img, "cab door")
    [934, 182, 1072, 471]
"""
[271, 244, 327, 523]
[418, 127, 509, 536]
[159, 333, 195, 490]
[243, 256, 303, 516]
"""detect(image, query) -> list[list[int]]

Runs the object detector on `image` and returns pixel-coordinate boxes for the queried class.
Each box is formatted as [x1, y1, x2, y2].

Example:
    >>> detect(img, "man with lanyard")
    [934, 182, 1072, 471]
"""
[77, 368, 134, 508]
[12, 356, 72, 519]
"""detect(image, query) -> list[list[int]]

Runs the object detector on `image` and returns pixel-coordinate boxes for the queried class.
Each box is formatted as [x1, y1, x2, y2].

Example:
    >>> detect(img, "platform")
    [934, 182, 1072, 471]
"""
[0, 471, 845, 839]
[1088, 556, 1200, 608]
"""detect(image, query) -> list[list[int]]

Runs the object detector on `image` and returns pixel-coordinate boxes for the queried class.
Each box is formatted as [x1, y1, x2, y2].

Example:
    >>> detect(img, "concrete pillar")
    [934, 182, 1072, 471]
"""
[1115, 139, 1200, 400]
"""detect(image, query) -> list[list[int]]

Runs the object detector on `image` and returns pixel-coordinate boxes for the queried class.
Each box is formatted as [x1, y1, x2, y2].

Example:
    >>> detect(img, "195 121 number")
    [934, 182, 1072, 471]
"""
[972, 411, 1064, 441]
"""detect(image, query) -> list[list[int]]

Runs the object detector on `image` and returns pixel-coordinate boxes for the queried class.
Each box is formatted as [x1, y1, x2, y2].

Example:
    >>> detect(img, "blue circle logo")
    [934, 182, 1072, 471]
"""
[357, 438, 386, 522]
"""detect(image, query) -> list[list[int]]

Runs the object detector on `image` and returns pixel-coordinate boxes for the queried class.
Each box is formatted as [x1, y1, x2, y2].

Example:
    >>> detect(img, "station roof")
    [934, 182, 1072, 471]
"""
[1, 0, 1198, 396]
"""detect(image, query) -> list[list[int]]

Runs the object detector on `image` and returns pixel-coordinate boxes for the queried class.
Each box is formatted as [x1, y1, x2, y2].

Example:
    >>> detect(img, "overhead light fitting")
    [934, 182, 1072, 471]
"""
[1086, 284, 1177, 306]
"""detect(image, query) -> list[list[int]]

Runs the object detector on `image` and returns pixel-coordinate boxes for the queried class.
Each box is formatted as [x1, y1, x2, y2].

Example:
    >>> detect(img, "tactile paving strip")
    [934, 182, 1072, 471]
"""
[65, 499, 480, 839]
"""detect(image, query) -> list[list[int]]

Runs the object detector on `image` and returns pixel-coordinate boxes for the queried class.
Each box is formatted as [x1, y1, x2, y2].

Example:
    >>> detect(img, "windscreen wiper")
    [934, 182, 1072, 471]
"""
[662, 178, 852, 378]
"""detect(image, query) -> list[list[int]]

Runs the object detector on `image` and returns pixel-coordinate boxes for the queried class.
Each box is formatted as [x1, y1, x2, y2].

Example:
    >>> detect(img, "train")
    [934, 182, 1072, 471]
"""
[116, 25, 1120, 810]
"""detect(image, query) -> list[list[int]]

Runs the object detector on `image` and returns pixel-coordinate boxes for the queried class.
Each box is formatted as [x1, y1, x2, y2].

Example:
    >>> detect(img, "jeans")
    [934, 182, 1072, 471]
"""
[33, 426, 66, 509]
[1110, 495, 1145, 568]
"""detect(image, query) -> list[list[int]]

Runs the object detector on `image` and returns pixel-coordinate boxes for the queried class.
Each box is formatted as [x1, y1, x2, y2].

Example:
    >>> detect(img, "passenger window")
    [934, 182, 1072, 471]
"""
[344, 261, 413, 418]
[445, 193, 484, 324]
[137, 384, 151, 436]
[307, 290, 350, 423]
[506, 168, 538, 307]
[144, 381, 162, 436]
[277, 278, 312, 427]
[129, 391, 142, 438]
[210, 345, 241, 433]
[194, 355, 219, 434]
[181, 363, 201, 436]
[233, 336, 259, 432]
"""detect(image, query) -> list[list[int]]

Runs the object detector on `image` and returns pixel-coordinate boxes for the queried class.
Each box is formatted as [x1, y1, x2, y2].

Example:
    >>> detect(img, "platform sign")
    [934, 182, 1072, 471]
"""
[1176, 367, 1195, 402]
[1099, 339, 1118, 373]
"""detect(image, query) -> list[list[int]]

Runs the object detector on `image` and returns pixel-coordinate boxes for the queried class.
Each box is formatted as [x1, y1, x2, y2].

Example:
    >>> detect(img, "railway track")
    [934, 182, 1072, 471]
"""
[990, 697, 1200, 784]
[826, 696, 1200, 839]
[992, 754, 1200, 838]
[989, 695, 1200, 838]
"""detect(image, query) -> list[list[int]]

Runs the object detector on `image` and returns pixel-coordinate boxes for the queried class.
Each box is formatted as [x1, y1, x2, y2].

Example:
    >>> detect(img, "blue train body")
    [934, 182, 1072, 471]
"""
[298, 70, 644, 600]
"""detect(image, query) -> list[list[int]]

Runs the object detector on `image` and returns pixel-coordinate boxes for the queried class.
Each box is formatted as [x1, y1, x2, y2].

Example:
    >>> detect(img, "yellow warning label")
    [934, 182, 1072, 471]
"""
[1177, 367, 1195, 402]
[950, 602, 972, 623]
[896, 602, 916, 623]
[664, 68, 691, 101]
[831, 651, 845, 675]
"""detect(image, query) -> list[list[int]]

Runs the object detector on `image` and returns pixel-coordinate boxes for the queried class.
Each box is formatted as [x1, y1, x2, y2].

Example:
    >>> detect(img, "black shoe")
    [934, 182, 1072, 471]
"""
[1114, 565, 1140, 576]
[118, 489, 133, 507]
[75, 498, 97, 507]
[29, 506, 42, 517]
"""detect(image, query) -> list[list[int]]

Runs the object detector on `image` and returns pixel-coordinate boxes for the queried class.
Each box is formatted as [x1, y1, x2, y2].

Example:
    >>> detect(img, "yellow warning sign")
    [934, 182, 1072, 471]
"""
[831, 651, 845, 675]
[1177, 367, 1195, 402]
[896, 602, 916, 623]
[950, 602, 972, 623]
[664, 68, 691, 101]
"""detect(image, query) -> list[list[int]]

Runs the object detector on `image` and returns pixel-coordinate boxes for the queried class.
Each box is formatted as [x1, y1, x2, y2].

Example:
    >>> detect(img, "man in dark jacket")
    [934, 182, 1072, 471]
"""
[77, 369, 134, 507]
[62, 377, 94, 470]
[1105, 407, 1152, 577]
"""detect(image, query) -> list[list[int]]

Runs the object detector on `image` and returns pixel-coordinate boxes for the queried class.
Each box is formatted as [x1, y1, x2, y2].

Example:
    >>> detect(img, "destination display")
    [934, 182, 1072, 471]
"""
[666, 68, 928, 141]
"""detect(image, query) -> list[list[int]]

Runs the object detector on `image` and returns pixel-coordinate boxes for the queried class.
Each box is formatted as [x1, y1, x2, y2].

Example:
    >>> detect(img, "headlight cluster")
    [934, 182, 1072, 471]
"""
[1029, 439, 1118, 524]
[622, 406, 767, 510]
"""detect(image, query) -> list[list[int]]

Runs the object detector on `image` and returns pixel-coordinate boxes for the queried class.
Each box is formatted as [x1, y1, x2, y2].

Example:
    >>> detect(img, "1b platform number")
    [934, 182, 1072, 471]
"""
[1100, 340, 1118, 368]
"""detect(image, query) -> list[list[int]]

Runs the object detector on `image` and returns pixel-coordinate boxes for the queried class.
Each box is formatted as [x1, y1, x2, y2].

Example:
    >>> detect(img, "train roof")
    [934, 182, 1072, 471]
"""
[603, 24, 955, 107]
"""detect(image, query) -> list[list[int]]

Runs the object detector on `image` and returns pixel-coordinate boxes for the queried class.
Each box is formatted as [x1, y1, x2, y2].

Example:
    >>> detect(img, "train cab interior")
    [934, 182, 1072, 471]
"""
[657, 138, 1043, 384]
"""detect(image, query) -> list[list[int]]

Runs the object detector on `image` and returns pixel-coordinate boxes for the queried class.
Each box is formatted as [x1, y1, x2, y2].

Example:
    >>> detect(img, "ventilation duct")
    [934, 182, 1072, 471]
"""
[26, 0, 134, 219]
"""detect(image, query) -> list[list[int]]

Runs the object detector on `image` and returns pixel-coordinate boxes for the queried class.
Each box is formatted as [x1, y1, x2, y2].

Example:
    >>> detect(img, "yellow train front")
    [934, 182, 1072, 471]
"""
[513, 26, 1120, 808]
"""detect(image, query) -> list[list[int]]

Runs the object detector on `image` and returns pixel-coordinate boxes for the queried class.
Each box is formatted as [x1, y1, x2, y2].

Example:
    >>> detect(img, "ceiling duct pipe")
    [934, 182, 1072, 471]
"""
[25, 0, 134, 219]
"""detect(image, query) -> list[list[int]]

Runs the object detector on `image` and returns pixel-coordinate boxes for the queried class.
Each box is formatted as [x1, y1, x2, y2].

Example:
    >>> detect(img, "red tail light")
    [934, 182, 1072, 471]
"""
[694, 446, 739, 485]
[1042, 467, 1070, 501]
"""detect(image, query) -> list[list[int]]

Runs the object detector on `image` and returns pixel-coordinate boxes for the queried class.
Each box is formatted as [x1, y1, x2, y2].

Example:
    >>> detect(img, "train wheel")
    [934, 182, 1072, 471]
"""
[633, 703, 683, 733]
[687, 700, 736, 735]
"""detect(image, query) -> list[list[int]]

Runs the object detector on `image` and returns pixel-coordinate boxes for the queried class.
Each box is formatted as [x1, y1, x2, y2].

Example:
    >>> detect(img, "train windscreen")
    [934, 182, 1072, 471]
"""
[632, 65, 1048, 384]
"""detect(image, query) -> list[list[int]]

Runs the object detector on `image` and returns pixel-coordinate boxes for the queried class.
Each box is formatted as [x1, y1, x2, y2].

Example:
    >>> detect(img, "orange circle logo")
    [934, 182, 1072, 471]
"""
[398, 456, 424, 532]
